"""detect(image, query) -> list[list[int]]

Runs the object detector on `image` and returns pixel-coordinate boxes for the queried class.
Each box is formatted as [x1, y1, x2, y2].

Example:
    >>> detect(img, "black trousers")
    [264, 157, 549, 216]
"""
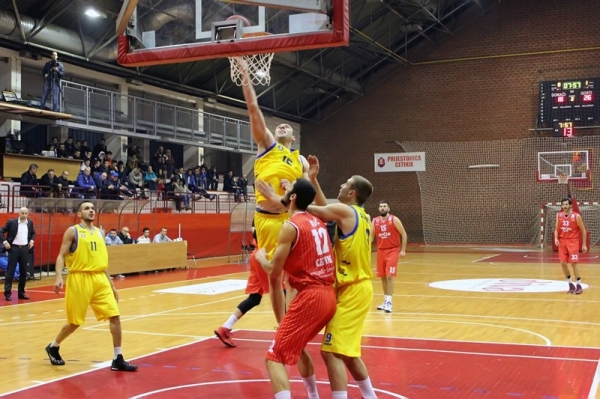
[4, 245, 31, 295]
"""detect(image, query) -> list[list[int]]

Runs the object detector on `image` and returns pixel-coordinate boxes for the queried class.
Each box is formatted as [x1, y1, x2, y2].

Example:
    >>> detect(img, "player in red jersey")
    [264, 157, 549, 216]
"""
[554, 198, 587, 294]
[256, 178, 336, 399]
[372, 200, 407, 313]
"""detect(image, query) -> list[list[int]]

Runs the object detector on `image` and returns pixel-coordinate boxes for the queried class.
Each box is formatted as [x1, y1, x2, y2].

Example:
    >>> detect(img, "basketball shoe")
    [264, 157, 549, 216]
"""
[568, 282, 576, 294]
[111, 354, 138, 371]
[383, 302, 392, 313]
[45, 344, 65, 366]
[575, 284, 583, 295]
[215, 326, 236, 347]
[377, 301, 386, 310]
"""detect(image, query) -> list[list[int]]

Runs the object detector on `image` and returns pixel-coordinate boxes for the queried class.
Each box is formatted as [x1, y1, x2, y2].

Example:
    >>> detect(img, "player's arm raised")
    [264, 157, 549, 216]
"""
[237, 59, 275, 152]
[255, 222, 296, 323]
[53, 227, 75, 294]
[576, 214, 588, 253]
[393, 216, 408, 256]
[307, 203, 355, 234]
[307, 155, 327, 206]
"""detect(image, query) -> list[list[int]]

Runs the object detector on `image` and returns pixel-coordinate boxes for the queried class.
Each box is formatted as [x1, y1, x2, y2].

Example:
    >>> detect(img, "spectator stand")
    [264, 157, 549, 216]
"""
[25, 198, 151, 276]
[227, 201, 255, 264]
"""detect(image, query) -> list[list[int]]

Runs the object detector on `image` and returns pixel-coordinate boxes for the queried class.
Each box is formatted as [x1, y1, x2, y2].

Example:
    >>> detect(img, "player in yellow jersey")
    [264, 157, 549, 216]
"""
[45, 201, 137, 372]
[215, 59, 309, 349]
[255, 156, 378, 398]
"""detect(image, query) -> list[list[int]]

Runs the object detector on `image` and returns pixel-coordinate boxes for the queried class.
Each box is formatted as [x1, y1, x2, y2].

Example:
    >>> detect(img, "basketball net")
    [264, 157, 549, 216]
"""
[557, 174, 569, 185]
[229, 53, 274, 86]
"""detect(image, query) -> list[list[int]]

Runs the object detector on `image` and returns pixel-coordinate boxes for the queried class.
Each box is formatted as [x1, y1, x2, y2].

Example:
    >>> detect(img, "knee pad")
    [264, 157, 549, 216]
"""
[237, 293, 262, 314]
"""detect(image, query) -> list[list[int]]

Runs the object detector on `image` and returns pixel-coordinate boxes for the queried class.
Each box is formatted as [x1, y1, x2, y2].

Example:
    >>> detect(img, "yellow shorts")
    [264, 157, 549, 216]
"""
[321, 279, 373, 357]
[254, 211, 289, 257]
[65, 272, 120, 325]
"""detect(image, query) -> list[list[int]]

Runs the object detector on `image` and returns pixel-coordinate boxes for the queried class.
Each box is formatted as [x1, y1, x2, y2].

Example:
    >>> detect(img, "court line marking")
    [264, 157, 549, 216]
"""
[240, 329, 600, 351]
[588, 359, 600, 399]
[384, 293, 600, 303]
[128, 379, 408, 399]
[231, 337, 596, 363]
[0, 336, 215, 398]
[362, 318, 551, 345]
[472, 254, 500, 263]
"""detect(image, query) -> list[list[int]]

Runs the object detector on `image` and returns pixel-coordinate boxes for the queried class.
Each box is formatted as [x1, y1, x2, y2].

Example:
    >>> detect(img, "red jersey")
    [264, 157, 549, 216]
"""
[284, 212, 335, 290]
[557, 211, 581, 240]
[373, 214, 401, 250]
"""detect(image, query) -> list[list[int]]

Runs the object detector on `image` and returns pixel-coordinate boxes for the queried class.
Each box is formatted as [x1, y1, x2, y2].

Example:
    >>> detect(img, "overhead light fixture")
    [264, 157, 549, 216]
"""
[85, 8, 106, 18]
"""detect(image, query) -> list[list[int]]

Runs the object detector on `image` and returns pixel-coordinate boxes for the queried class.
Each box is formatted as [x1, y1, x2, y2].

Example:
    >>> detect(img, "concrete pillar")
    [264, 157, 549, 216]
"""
[183, 145, 203, 169]
[0, 56, 21, 137]
[105, 134, 125, 161]
[242, 153, 255, 183]
[196, 99, 204, 134]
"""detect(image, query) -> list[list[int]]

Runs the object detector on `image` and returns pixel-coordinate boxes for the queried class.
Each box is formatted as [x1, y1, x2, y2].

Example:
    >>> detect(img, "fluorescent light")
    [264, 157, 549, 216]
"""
[85, 8, 102, 18]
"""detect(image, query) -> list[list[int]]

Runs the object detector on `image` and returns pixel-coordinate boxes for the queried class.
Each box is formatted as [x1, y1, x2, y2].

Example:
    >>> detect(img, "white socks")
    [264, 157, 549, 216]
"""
[274, 391, 291, 399]
[113, 346, 122, 359]
[332, 392, 347, 399]
[384, 295, 392, 303]
[302, 375, 319, 399]
[223, 315, 238, 330]
[357, 377, 377, 398]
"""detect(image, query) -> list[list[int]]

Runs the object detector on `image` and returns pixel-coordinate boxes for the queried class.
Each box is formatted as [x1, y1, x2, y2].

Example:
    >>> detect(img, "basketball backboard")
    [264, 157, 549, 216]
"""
[536, 150, 590, 182]
[117, 0, 348, 67]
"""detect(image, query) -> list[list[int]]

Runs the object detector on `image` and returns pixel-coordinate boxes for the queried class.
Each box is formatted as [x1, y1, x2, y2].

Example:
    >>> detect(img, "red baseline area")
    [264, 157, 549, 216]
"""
[5, 330, 599, 398]
[117, 0, 349, 67]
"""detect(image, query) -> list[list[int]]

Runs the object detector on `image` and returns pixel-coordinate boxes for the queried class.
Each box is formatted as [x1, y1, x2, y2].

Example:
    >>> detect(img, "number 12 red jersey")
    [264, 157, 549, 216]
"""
[285, 212, 335, 290]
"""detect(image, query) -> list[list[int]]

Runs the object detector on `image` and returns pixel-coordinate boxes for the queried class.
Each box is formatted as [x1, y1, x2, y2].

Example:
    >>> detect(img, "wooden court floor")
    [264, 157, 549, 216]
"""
[1, 247, 600, 398]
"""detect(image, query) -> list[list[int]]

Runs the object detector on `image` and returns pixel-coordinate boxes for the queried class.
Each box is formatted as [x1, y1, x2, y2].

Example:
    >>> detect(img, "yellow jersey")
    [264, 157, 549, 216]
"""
[334, 205, 372, 286]
[65, 225, 109, 272]
[254, 142, 303, 205]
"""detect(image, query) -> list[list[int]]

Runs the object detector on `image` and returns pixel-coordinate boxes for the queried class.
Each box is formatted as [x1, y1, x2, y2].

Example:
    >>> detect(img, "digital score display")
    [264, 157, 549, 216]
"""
[540, 78, 600, 137]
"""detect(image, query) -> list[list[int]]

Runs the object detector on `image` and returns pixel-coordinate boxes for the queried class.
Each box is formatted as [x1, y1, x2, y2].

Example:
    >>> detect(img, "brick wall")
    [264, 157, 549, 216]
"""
[301, 0, 600, 242]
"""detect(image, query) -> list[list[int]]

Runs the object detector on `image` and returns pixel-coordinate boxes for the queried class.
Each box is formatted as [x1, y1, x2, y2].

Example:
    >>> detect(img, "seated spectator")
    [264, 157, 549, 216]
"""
[137, 227, 151, 244]
[105, 229, 123, 246]
[128, 168, 147, 198]
[126, 154, 138, 175]
[208, 166, 219, 190]
[92, 139, 107, 160]
[91, 159, 102, 176]
[238, 173, 249, 202]
[80, 158, 91, 172]
[144, 166, 158, 191]
[107, 172, 133, 199]
[223, 170, 240, 202]
[57, 143, 69, 158]
[75, 167, 96, 199]
[173, 167, 185, 182]
[153, 228, 172, 243]
[71, 149, 81, 160]
[118, 227, 134, 244]
[95, 172, 111, 198]
[80, 140, 90, 156]
[20, 163, 42, 198]
[56, 170, 71, 198]
[98, 159, 110, 176]
[64, 137, 74, 154]
[185, 169, 198, 193]
[40, 168, 61, 197]
[173, 179, 191, 211]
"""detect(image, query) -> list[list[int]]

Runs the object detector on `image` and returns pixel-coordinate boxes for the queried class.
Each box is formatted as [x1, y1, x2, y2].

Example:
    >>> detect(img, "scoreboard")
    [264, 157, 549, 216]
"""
[539, 78, 600, 137]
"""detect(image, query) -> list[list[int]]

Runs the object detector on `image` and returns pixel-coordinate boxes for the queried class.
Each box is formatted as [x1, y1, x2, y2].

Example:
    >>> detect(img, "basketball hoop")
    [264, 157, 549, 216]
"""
[229, 50, 274, 86]
[557, 174, 569, 184]
[224, 16, 274, 86]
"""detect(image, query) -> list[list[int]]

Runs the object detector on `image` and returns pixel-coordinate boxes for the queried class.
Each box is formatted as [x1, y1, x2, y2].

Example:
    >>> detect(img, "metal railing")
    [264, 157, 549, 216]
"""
[59, 81, 255, 153]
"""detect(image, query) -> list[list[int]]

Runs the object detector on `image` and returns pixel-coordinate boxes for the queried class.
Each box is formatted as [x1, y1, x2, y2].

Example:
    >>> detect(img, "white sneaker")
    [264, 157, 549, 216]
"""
[377, 301, 386, 310]
[383, 302, 392, 313]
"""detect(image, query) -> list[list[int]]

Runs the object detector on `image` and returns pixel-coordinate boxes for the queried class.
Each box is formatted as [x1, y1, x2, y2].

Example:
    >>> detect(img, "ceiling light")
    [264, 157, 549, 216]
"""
[85, 8, 105, 18]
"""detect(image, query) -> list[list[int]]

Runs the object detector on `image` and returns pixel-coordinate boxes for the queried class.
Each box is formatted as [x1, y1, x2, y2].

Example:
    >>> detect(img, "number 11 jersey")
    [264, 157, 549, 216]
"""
[66, 225, 109, 272]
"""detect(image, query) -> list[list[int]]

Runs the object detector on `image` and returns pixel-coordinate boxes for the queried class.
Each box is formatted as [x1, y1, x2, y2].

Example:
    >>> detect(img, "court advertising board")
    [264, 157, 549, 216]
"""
[374, 152, 426, 172]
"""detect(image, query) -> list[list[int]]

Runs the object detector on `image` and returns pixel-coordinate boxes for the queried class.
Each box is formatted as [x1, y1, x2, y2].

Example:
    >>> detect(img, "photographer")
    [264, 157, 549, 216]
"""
[40, 51, 64, 112]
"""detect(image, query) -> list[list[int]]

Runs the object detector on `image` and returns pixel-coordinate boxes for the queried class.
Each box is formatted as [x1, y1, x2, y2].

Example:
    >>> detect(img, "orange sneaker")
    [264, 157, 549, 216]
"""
[214, 326, 236, 347]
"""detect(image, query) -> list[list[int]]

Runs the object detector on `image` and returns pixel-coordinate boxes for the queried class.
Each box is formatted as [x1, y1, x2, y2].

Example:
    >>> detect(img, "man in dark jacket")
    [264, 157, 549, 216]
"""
[40, 51, 65, 112]
[0, 207, 35, 301]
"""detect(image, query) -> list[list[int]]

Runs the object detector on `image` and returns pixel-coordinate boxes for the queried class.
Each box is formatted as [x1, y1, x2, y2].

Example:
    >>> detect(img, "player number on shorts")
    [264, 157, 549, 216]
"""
[90, 241, 97, 251]
[311, 227, 330, 255]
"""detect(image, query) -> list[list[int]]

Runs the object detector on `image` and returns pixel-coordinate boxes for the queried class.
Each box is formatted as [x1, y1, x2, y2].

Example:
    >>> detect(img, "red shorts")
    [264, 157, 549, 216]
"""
[559, 239, 580, 263]
[265, 286, 336, 365]
[377, 248, 399, 277]
[245, 251, 270, 295]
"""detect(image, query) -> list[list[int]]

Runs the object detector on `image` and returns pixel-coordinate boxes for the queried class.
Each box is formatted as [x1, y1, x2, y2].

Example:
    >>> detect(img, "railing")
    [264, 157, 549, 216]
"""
[59, 81, 255, 153]
[5, 183, 253, 214]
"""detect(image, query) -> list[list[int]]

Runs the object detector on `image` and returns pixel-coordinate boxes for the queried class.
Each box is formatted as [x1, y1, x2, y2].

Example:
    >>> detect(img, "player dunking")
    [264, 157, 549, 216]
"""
[256, 178, 337, 399]
[554, 198, 587, 294]
[45, 201, 137, 371]
[257, 156, 379, 399]
[214, 58, 308, 348]
[372, 200, 407, 313]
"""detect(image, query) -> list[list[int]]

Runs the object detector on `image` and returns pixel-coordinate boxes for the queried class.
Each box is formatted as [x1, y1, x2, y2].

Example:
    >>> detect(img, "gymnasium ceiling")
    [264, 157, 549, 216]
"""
[0, 0, 499, 123]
